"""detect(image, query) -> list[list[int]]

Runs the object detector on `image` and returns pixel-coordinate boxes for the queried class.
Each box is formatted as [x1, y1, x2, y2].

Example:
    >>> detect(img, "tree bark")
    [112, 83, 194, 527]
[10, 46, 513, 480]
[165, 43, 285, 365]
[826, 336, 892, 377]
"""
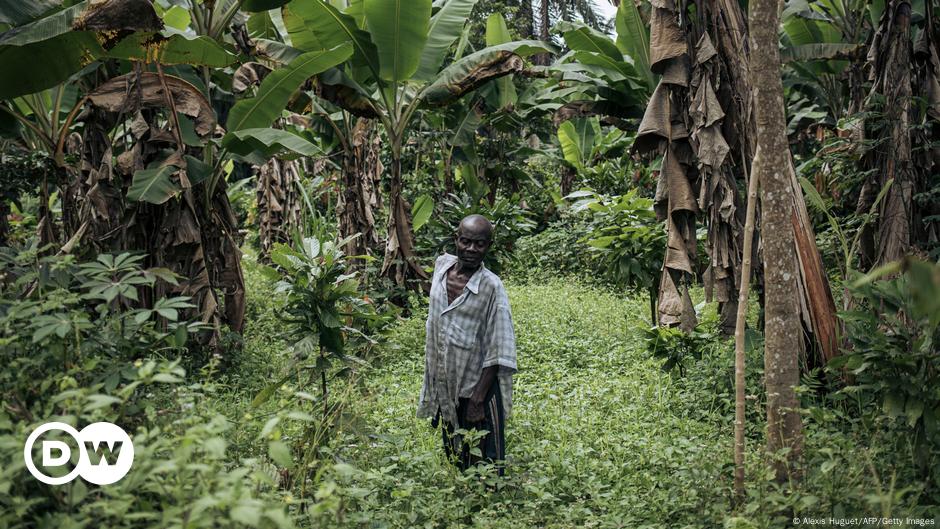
[857, 0, 915, 268]
[534, 0, 551, 65]
[748, 0, 804, 485]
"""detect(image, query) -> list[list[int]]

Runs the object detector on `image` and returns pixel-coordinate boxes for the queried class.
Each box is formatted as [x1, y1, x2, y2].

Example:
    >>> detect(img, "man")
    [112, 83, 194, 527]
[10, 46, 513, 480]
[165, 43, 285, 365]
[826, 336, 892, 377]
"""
[417, 214, 517, 475]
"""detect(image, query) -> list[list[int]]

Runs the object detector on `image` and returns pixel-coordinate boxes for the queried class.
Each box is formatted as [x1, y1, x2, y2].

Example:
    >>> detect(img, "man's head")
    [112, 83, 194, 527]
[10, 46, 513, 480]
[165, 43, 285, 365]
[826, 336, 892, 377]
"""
[455, 214, 493, 270]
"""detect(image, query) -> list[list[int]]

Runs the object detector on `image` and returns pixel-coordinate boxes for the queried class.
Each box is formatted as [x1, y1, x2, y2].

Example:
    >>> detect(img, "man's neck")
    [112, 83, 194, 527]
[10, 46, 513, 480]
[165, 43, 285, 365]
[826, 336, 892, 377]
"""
[455, 262, 480, 277]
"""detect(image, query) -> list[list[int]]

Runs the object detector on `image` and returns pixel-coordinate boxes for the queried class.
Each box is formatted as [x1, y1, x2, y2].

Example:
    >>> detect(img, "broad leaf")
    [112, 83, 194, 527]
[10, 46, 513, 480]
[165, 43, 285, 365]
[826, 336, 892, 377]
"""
[414, 0, 479, 81]
[615, 0, 654, 90]
[285, 0, 379, 76]
[128, 166, 180, 204]
[108, 33, 236, 67]
[222, 128, 322, 162]
[0, 2, 86, 46]
[363, 0, 432, 82]
[268, 440, 293, 467]
[486, 13, 517, 109]
[423, 40, 557, 105]
[0, 32, 103, 99]
[556, 20, 622, 61]
[226, 43, 354, 132]
[254, 38, 304, 64]
[780, 43, 860, 62]
[411, 194, 434, 232]
[0, 0, 60, 26]
[557, 120, 584, 170]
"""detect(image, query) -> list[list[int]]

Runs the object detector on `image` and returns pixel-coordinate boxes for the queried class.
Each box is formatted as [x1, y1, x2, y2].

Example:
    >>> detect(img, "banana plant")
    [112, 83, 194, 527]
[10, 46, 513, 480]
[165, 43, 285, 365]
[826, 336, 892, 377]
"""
[541, 2, 653, 132]
[259, 0, 556, 288]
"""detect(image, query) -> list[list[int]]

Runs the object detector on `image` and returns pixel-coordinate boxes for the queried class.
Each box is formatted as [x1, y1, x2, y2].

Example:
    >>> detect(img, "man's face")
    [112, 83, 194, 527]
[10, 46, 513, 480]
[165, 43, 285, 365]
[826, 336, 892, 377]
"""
[455, 226, 492, 269]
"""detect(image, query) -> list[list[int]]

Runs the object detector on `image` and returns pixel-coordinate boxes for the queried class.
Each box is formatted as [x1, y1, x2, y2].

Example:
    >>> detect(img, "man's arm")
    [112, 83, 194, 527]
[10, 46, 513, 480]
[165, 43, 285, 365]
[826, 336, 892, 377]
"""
[465, 365, 498, 422]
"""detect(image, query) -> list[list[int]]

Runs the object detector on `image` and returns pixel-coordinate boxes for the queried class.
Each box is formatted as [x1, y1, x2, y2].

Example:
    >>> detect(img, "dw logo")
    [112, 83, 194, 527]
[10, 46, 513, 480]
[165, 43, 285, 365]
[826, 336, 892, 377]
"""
[23, 422, 134, 485]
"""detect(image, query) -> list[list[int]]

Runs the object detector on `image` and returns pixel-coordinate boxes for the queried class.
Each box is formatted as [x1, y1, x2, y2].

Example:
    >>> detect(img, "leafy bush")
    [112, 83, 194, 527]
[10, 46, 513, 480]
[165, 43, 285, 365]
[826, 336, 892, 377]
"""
[503, 210, 598, 283]
[415, 192, 536, 275]
[829, 257, 940, 479]
[0, 244, 291, 528]
[641, 324, 719, 377]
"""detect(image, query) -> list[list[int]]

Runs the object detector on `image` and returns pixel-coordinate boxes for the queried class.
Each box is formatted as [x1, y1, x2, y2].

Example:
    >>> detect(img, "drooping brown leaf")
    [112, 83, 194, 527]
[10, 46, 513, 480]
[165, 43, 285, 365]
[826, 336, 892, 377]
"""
[87, 72, 216, 136]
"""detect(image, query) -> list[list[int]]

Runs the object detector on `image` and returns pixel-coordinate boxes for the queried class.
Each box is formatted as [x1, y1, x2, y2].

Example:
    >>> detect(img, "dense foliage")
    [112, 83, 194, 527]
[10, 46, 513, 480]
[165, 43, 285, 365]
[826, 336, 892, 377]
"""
[1, 0, 939, 526]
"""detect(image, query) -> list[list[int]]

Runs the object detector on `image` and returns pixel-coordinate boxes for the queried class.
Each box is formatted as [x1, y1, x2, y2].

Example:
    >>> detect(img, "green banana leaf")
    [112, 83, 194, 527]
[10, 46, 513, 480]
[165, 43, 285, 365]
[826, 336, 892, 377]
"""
[107, 33, 237, 67]
[0, 31, 103, 99]
[127, 165, 180, 204]
[486, 13, 516, 109]
[556, 20, 622, 62]
[614, 0, 654, 91]
[226, 43, 353, 132]
[363, 0, 432, 82]
[414, 0, 479, 82]
[557, 117, 597, 170]
[0, 0, 60, 26]
[411, 194, 434, 232]
[286, 0, 379, 76]
[423, 40, 556, 105]
[0, 2, 86, 46]
[222, 127, 322, 164]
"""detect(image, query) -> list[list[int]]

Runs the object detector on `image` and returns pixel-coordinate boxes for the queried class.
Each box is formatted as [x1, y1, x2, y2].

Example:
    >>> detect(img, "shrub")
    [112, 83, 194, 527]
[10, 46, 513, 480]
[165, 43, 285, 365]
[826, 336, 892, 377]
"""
[0, 244, 291, 528]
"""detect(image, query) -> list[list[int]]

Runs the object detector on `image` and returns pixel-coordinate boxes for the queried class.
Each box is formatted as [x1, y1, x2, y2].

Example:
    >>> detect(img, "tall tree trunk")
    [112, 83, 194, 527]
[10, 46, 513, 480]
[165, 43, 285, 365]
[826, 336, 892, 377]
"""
[857, 0, 915, 268]
[534, 0, 551, 65]
[337, 119, 382, 264]
[749, 0, 804, 485]
[516, 0, 534, 39]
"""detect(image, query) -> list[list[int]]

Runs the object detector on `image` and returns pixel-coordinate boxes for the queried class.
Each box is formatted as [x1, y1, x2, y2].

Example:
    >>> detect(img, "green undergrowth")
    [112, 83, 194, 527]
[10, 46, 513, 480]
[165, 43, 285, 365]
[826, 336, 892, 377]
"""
[224, 266, 935, 528]
[301, 279, 735, 527]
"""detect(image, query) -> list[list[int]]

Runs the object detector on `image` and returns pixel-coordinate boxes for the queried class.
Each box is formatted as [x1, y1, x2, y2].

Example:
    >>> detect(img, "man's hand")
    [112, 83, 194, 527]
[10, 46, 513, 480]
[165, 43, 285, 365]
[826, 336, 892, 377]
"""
[466, 365, 498, 423]
[465, 398, 486, 423]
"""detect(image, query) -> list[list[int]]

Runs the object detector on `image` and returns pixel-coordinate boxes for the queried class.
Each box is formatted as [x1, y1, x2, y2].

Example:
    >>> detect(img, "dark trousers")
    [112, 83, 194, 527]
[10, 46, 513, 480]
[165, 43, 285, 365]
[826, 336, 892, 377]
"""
[435, 383, 506, 476]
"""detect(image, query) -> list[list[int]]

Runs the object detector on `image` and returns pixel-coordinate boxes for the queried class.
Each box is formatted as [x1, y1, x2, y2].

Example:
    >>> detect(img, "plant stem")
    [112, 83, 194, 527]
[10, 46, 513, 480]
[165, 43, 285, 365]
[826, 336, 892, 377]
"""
[733, 153, 759, 507]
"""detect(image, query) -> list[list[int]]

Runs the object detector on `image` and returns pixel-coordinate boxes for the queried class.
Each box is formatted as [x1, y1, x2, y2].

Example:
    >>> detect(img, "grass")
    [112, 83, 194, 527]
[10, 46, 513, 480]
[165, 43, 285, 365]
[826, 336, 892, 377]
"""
[224, 265, 937, 528]
[295, 279, 734, 528]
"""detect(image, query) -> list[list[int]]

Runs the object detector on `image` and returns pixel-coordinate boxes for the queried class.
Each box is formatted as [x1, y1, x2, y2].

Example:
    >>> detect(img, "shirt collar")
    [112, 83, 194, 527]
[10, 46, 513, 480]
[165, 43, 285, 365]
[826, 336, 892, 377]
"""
[441, 254, 485, 295]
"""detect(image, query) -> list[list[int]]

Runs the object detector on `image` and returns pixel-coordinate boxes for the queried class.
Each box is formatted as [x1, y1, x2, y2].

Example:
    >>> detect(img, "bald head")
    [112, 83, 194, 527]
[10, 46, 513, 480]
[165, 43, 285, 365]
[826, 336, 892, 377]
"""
[458, 214, 493, 239]
[454, 214, 493, 270]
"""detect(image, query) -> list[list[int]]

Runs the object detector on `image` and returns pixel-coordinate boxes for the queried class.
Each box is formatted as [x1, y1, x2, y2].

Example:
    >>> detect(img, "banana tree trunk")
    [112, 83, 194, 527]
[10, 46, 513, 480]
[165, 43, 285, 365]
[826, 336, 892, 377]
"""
[257, 157, 303, 260]
[381, 144, 429, 290]
[337, 119, 382, 263]
[857, 0, 916, 268]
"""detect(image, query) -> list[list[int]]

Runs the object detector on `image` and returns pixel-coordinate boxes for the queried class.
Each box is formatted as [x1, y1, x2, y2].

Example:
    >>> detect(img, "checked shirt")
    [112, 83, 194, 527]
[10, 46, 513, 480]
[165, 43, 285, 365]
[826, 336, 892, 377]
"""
[416, 253, 517, 426]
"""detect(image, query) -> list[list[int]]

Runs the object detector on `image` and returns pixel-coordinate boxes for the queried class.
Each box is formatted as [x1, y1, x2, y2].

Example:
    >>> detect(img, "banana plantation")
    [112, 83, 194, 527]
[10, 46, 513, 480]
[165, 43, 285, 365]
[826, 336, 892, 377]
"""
[1, 0, 938, 527]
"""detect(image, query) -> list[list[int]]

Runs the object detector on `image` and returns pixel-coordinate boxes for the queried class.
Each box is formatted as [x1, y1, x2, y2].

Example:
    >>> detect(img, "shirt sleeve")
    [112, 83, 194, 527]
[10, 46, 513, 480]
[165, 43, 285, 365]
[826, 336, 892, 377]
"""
[481, 285, 517, 373]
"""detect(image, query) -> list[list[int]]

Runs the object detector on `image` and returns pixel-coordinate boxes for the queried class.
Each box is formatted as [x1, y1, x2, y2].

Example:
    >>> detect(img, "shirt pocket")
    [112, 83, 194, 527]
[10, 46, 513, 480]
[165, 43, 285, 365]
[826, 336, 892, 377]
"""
[448, 321, 480, 352]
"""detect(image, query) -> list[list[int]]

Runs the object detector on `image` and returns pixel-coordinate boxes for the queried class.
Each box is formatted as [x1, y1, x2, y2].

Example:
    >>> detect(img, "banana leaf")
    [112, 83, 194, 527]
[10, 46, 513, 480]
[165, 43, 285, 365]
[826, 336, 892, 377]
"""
[556, 20, 622, 62]
[0, 31, 103, 99]
[414, 0, 479, 82]
[107, 33, 236, 67]
[227, 43, 353, 132]
[363, 0, 432, 82]
[423, 40, 556, 106]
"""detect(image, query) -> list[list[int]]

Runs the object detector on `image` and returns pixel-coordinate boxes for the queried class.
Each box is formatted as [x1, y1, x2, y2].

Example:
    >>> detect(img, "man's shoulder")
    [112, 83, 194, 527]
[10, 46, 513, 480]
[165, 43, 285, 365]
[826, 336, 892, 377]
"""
[478, 267, 507, 295]
[434, 253, 457, 273]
